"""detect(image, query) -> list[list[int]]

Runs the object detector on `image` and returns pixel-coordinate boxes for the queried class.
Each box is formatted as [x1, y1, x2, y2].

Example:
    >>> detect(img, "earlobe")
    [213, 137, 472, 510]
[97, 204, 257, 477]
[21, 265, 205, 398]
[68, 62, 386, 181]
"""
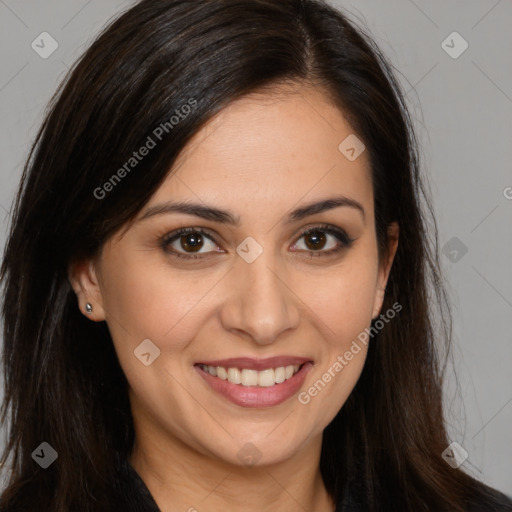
[372, 287, 386, 319]
[67, 259, 106, 321]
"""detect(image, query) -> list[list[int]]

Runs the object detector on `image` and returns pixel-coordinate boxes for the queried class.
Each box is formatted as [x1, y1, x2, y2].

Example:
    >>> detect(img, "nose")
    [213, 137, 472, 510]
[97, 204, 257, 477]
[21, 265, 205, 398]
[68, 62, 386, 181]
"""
[219, 251, 300, 346]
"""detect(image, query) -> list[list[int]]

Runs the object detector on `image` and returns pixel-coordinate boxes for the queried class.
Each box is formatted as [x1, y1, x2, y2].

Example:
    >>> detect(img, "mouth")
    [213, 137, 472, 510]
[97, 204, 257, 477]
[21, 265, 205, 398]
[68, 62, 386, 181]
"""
[194, 357, 314, 408]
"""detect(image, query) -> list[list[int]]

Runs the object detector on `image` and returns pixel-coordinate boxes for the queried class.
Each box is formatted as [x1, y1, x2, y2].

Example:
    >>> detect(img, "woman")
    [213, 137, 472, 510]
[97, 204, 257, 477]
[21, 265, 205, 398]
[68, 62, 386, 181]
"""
[1, 0, 510, 510]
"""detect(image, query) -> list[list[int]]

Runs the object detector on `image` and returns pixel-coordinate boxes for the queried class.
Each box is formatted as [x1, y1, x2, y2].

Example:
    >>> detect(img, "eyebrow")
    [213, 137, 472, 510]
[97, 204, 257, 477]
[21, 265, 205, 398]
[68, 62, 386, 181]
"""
[138, 195, 365, 225]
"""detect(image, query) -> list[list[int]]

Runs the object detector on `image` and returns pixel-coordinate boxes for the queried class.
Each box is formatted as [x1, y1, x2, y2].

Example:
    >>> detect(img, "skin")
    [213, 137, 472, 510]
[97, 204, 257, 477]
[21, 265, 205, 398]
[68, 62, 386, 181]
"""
[70, 84, 399, 512]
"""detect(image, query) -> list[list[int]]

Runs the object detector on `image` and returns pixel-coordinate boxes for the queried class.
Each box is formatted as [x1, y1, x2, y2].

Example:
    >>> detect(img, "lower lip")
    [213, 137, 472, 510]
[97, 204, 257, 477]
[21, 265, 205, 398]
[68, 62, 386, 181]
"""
[195, 363, 313, 408]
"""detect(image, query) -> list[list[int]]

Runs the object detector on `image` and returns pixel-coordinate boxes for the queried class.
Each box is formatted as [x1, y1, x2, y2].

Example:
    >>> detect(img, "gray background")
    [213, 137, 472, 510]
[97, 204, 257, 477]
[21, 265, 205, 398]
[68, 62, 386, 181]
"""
[0, 0, 511, 496]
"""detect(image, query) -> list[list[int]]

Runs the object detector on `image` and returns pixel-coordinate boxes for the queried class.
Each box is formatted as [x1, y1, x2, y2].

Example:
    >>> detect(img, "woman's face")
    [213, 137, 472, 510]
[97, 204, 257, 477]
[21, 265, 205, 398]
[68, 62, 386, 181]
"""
[72, 84, 398, 467]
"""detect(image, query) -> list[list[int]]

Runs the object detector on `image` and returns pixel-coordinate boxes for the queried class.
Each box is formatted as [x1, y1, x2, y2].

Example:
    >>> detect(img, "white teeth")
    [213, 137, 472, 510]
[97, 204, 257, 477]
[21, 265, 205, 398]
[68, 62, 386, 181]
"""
[257, 369, 275, 387]
[274, 366, 285, 383]
[200, 363, 303, 387]
[227, 367, 241, 384]
[216, 366, 228, 380]
[241, 369, 258, 387]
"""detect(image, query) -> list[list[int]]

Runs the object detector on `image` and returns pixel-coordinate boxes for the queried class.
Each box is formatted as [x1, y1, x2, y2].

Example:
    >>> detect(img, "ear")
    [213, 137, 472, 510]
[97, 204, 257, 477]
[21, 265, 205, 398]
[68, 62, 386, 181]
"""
[68, 259, 106, 321]
[372, 222, 399, 319]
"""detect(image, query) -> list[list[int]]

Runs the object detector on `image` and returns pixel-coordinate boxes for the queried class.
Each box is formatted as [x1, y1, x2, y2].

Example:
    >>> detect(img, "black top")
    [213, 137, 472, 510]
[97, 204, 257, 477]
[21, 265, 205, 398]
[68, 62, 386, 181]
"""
[114, 461, 161, 511]
[115, 460, 512, 512]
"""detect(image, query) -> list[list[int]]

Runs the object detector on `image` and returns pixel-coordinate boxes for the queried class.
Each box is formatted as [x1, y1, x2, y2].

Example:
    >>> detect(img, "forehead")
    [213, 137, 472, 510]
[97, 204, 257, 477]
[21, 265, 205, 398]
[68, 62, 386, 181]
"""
[148, 84, 372, 220]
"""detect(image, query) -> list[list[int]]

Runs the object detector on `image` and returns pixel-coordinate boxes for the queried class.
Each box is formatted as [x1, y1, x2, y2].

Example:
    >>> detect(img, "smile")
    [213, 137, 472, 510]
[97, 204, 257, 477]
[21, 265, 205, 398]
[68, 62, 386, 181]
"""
[194, 357, 314, 408]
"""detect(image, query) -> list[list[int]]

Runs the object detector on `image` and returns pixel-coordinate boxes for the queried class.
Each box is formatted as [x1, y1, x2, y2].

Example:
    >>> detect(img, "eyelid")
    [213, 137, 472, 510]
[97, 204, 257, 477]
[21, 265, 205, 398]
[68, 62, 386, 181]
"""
[292, 223, 353, 242]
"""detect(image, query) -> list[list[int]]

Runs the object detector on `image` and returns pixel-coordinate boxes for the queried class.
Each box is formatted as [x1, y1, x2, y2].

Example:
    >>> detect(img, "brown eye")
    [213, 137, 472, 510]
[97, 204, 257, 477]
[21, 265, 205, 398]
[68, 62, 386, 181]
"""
[179, 232, 204, 253]
[292, 224, 354, 257]
[304, 230, 327, 250]
[162, 228, 220, 259]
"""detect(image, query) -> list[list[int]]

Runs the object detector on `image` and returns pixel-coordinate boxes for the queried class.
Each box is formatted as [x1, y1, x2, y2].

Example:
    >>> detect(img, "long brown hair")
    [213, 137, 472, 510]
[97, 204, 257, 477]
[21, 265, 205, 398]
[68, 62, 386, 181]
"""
[1, 1, 509, 510]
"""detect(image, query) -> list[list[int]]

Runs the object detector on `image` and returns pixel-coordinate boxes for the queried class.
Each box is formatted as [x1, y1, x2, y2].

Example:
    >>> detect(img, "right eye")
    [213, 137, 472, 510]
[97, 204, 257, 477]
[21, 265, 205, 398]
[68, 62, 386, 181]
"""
[161, 227, 223, 260]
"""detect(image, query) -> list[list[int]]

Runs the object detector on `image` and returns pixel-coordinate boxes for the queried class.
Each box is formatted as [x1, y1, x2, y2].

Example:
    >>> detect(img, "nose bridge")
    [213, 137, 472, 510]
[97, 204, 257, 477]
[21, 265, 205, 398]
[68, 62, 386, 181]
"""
[221, 246, 299, 344]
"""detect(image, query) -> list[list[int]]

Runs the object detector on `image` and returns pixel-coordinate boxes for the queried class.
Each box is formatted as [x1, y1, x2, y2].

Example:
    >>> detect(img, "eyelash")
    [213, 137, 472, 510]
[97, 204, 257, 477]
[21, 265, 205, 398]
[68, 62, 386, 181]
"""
[161, 224, 355, 261]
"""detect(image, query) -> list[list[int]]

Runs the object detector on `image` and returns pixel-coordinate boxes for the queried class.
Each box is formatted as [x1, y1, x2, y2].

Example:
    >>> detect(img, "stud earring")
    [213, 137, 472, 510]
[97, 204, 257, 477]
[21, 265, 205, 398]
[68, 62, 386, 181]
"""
[85, 303, 93, 314]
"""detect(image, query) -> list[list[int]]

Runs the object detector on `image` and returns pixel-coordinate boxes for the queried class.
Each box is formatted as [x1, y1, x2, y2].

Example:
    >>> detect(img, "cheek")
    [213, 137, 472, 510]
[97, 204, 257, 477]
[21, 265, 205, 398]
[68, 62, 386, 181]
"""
[293, 248, 377, 421]
[98, 255, 205, 417]
[294, 253, 379, 347]
[99, 250, 223, 355]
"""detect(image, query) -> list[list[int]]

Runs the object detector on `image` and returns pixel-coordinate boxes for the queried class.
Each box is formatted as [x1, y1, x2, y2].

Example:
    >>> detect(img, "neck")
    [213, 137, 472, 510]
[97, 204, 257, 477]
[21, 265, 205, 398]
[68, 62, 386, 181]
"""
[129, 424, 334, 512]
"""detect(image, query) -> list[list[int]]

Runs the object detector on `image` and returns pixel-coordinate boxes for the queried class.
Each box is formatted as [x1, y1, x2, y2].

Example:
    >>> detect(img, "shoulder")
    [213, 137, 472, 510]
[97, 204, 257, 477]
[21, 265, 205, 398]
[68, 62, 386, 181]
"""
[112, 459, 161, 512]
[466, 486, 512, 512]
[335, 482, 512, 512]
[0, 463, 161, 512]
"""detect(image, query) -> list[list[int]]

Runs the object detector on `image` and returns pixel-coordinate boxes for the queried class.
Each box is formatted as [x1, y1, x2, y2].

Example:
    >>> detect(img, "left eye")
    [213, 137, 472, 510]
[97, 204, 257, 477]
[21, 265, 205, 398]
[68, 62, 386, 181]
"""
[294, 226, 353, 256]
[292, 227, 345, 253]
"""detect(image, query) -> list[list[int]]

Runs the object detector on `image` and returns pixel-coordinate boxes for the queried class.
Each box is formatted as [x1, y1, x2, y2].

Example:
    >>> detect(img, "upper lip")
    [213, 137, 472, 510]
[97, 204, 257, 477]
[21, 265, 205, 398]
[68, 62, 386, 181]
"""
[195, 356, 312, 371]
